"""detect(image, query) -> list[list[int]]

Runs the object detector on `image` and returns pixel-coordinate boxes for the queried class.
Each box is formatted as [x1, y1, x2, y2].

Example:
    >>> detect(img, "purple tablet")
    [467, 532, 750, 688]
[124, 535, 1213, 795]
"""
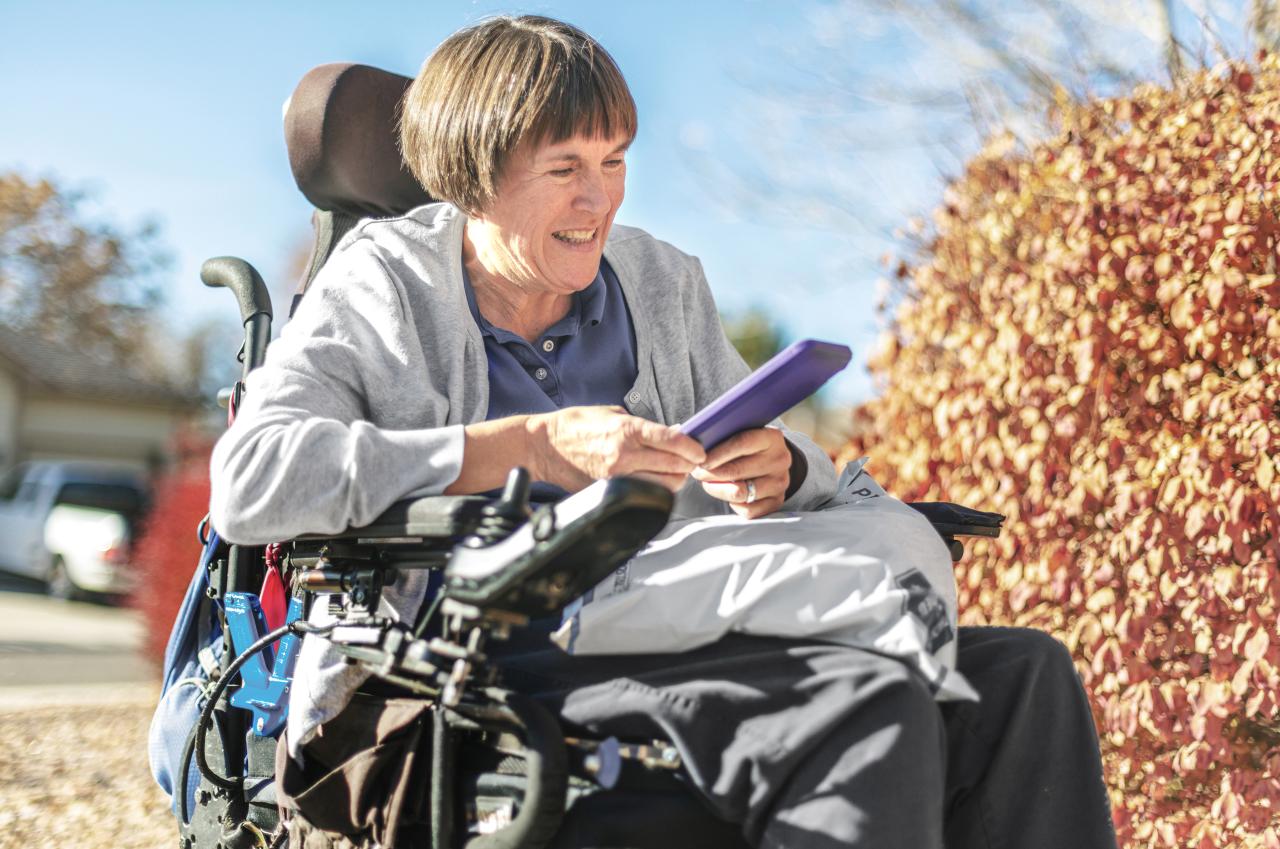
[677, 339, 852, 448]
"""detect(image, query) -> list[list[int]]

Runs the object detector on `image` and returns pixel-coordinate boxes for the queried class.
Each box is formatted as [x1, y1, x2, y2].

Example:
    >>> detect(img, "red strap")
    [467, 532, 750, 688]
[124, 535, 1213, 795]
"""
[259, 559, 288, 638]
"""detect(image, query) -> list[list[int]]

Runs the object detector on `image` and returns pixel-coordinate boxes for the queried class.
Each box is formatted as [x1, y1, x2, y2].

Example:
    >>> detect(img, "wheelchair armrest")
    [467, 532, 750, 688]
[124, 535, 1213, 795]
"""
[907, 501, 1004, 539]
[298, 494, 492, 541]
[906, 504, 1003, 563]
[908, 502, 1004, 562]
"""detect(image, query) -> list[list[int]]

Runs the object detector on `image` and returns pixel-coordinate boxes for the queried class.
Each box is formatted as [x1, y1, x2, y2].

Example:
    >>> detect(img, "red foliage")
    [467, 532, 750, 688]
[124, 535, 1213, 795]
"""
[844, 58, 1280, 847]
[129, 429, 214, 665]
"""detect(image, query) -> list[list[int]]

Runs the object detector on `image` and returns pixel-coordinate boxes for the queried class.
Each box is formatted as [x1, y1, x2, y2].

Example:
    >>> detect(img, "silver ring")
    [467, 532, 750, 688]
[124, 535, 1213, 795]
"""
[745, 479, 757, 504]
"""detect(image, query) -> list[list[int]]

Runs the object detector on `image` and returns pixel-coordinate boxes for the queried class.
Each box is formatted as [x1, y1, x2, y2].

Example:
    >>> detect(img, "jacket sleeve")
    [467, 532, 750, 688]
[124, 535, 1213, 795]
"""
[680, 257, 837, 512]
[208, 241, 464, 544]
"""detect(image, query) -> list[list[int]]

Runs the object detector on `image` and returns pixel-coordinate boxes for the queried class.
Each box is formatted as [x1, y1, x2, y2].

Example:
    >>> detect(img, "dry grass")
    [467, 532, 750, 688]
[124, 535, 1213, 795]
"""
[0, 698, 174, 849]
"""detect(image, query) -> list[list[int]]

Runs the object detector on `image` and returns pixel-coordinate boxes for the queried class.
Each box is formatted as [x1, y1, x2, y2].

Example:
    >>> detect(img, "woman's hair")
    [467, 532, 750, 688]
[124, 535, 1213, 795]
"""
[400, 15, 637, 214]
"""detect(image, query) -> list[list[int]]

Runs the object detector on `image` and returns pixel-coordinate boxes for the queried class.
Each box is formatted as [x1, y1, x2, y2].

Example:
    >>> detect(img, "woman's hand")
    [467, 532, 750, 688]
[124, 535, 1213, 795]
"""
[530, 406, 707, 493]
[691, 427, 791, 519]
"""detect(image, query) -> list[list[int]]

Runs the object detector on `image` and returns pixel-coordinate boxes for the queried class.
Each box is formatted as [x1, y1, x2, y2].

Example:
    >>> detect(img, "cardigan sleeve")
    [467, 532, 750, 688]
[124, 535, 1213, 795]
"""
[679, 256, 837, 512]
[208, 240, 465, 544]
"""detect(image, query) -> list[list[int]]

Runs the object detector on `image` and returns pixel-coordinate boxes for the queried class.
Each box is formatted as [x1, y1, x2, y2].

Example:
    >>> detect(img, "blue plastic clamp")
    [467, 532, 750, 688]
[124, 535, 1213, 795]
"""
[224, 592, 304, 737]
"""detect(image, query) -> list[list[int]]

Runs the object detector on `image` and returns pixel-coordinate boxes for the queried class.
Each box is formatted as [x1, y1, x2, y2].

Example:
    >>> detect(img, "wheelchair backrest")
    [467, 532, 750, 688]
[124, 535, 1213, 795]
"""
[283, 63, 432, 312]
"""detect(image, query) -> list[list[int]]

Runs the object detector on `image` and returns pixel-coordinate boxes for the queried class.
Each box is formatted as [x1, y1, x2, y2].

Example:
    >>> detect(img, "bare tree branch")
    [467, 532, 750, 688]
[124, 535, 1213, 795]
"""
[708, 0, 1253, 245]
[1251, 0, 1280, 51]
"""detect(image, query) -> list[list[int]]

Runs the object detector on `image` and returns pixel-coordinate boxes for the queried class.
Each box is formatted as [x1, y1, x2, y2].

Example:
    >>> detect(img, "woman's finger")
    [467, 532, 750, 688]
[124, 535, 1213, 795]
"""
[727, 493, 785, 520]
[695, 429, 788, 478]
[698, 429, 772, 471]
[692, 448, 790, 484]
[699, 472, 788, 505]
[632, 419, 707, 466]
[628, 470, 691, 493]
[612, 445, 701, 477]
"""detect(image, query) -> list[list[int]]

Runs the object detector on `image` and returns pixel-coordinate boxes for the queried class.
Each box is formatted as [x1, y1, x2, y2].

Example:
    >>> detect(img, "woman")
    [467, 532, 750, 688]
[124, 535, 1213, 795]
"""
[211, 15, 1116, 849]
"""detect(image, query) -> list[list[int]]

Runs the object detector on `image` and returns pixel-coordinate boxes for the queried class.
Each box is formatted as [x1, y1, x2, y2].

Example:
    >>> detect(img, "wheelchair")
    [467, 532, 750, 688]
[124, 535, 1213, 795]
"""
[173, 62, 1005, 849]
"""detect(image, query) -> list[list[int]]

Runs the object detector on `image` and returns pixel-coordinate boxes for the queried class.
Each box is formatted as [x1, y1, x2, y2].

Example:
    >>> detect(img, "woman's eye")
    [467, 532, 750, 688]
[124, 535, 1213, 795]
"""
[549, 167, 574, 177]
[604, 159, 625, 170]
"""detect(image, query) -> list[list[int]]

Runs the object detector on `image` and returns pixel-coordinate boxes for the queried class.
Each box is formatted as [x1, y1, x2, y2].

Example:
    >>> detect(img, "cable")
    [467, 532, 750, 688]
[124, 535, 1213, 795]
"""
[177, 724, 199, 825]
[194, 618, 337, 791]
[413, 587, 446, 639]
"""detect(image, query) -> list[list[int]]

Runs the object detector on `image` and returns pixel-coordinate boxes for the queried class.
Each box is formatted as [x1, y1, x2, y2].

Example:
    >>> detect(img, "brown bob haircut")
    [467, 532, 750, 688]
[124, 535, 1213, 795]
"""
[399, 15, 638, 214]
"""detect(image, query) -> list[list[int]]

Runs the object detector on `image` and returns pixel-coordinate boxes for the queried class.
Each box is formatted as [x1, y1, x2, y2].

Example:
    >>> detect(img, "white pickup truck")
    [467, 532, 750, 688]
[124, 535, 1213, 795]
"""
[0, 462, 150, 600]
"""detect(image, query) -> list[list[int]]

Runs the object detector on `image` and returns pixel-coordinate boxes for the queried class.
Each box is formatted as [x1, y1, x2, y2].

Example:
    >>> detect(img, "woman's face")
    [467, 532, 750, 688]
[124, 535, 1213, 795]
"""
[470, 132, 629, 296]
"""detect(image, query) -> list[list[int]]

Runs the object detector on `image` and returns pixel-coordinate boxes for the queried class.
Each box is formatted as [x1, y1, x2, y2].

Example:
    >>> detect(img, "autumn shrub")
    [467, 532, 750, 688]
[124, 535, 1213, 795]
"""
[130, 429, 214, 665]
[843, 57, 1280, 847]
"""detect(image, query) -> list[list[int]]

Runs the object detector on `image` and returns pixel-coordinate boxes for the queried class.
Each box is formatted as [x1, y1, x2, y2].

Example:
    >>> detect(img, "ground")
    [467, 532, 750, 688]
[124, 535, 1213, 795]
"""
[0, 694, 172, 849]
[0, 574, 174, 849]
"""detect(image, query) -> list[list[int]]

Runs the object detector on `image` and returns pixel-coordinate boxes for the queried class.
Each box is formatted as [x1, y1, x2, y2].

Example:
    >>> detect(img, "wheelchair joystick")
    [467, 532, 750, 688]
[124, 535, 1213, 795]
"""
[465, 466, 533, 547]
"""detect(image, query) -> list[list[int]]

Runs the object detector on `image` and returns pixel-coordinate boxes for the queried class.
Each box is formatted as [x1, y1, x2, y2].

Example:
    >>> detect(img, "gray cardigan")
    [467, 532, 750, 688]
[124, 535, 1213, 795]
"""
[210, 202, 835, 543]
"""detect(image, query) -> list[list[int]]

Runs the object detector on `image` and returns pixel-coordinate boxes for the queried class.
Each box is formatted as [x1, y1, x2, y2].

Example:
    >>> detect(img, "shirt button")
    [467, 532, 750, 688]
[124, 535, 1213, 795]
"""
[535, 367, 549, 381]
[542, 339, 555, 352]
[626, 390, 641, 404]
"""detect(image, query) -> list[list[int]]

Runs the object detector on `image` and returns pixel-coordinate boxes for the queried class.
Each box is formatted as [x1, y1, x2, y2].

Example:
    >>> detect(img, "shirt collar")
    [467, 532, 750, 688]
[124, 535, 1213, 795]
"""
[578, 265, 608, 328]
[462, 264, 608, 341]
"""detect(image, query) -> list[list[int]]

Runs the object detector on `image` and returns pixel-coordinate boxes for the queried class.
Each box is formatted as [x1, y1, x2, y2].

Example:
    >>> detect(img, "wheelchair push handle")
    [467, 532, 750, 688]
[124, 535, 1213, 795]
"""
[201, 256, 273, 323]
[201, 256, 274, 378]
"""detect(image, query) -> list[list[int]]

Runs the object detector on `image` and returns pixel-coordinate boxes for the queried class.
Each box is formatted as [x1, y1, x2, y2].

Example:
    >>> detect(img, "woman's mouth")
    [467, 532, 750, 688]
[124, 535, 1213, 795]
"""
[552, 228, 597, 245]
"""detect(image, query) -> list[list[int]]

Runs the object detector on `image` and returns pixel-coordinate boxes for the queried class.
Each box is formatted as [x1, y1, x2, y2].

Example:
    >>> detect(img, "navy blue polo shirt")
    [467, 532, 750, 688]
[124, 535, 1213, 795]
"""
[463, 259, 639, 499]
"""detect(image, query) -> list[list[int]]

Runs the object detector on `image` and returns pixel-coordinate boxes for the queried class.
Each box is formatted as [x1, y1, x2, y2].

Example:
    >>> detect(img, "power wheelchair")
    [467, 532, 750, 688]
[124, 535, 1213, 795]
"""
[170, 62, 1005, 849]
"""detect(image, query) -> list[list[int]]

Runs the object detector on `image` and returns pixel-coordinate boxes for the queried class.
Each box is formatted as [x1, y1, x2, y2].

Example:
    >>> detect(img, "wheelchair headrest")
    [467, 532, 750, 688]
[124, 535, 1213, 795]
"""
[284, 63, 432, 218]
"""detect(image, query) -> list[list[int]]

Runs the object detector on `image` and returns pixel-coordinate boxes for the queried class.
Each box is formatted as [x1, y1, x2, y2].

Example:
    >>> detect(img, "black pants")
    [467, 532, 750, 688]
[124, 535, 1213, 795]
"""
[497, 626, 1118, 849]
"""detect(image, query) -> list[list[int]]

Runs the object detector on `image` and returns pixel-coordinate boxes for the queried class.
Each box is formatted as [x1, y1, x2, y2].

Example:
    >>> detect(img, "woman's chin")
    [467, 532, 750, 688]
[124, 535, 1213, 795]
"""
[547, 247, 604, 286]
[567, 269, 601, 291]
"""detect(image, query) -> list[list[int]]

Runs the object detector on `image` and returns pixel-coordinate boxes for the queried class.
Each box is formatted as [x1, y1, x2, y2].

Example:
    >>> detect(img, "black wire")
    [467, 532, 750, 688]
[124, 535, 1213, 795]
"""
[194, 619, 336, 791]
[177, 724, 198, 824]
[413, 587, 446, 639]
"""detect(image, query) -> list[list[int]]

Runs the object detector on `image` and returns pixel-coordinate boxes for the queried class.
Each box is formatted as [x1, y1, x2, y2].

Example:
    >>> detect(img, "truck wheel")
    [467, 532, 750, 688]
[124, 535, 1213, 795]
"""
[46, 556, 80, 602]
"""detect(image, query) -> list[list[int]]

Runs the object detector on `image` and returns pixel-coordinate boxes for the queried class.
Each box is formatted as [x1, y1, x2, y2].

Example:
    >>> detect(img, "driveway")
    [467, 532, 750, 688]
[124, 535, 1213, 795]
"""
[0, 574, 171, 847]
[0, 573, 154, 706]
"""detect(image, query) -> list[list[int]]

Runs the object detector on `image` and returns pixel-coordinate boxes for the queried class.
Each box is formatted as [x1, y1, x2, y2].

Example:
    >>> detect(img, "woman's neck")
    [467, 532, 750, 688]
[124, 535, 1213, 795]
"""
[463, 221, 572, 342]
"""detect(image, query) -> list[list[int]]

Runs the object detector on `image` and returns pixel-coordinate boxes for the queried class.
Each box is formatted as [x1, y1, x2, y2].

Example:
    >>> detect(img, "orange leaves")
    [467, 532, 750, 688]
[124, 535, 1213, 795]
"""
[1258, 455, 1276, 491]
[1185, 502, 1209, 540]
[841, 56, 1280, 849]
[1226, 196, 1246, 224]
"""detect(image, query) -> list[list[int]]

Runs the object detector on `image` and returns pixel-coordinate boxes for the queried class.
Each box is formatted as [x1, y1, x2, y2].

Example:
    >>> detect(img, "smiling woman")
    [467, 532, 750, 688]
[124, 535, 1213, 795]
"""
[210, 14, 827, 521]
[209, 9, 834, 730]
[207, 14, 1114, 849]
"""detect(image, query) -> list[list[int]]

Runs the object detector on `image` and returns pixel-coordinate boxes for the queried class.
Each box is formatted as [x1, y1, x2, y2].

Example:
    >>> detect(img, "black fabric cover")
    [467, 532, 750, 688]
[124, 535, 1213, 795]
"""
[291, 208, 363, 312]
[284, 63, 432, 218]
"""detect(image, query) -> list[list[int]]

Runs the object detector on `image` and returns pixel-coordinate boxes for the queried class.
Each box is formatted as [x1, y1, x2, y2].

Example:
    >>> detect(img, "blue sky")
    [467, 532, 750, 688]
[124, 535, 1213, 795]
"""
[0, 1, 1227, 403]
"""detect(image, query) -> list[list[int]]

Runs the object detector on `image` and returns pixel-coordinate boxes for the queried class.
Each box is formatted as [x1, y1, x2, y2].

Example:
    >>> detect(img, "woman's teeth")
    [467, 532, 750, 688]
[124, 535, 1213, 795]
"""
[553, 229, 595, 244]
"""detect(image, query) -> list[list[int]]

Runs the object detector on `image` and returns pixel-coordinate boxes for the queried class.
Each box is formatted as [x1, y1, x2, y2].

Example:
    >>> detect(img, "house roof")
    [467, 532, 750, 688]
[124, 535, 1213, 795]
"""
[0, 326, 201, 408]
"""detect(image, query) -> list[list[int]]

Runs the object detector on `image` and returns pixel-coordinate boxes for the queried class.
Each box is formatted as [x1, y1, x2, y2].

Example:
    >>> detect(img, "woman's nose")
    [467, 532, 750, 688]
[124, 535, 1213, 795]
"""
[574, 172, 611, 214]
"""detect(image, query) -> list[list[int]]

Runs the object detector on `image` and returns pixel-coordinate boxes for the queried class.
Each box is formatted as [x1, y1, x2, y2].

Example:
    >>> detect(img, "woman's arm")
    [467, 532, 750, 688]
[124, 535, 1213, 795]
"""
[209, 242, 466, 544]
[448, 407, 705, 495]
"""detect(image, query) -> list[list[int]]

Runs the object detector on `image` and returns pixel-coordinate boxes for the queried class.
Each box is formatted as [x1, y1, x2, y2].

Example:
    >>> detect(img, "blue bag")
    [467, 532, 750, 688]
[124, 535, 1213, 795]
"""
[146, 531, 224, 818]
